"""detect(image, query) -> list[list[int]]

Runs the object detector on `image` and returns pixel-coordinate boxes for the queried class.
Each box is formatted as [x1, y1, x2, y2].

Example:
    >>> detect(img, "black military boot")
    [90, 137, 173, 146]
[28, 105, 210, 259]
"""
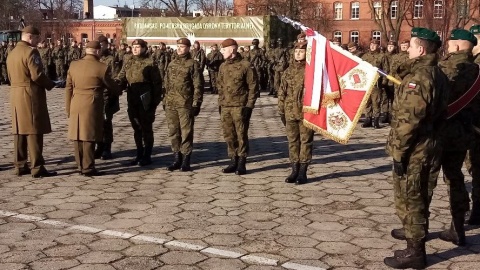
[130, 147, 143, 166]
[222, 156, 238, 173]
[468, 201, 480, 225]
[362, 117, 373, 128]
[101, 143, 113, 160]
[285, 163, 299, 183]
[373, 117, 381, 129]
[381, 113, 391, 124]
[384, 239, 426, 269]
[167, 152, 182, 171]
[235, 157, 247, 175]
[180, 153, 191, 172]
[439, 216, 466, 246]
[295, 163, 308, 185]
[139, 143, 153, 166]
[95, 142, 104, 159]
[391, 228, 406, 241]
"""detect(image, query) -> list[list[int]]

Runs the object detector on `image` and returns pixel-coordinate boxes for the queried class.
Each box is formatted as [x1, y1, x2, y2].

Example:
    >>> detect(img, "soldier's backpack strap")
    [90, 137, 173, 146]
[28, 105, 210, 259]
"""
[447, 64, 480, 119]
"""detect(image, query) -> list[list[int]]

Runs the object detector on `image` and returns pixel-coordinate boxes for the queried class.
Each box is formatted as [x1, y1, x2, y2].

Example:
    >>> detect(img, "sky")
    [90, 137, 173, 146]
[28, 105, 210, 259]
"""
[95, 0, 134, 7]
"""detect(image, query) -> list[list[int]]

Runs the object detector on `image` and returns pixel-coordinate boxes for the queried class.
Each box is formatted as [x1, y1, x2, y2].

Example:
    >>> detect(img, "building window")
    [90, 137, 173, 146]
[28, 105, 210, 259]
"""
[390, 1, 398, 19]
[372, 31, 381, 44]
[350, 31, 359, 43]
[246, 4, 255, 16]
[334, 2, 343, 20]
[433, 0, 443, 18]
[351, 2, 360, 19]
[334, 31, 342, 43]
[413, 1, 423, 19]
[373, 1, 382, 19]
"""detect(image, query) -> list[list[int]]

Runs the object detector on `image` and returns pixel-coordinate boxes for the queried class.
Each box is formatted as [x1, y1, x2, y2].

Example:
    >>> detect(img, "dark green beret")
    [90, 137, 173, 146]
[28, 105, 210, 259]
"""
[411, 27, 441, 47]
[470, 25, 480, 34]
[450, 29, 477, 46]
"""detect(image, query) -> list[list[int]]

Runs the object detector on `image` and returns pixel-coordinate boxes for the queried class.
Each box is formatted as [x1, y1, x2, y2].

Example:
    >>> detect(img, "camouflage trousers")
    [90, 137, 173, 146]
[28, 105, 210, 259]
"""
[208, 70, 218, 93]
[55, 61, 65, 80]
[1, 64, 7, 82]
[393, 141, 434, 241]
[364, 86, 381, 118]
[267, 68, 275, 92]
[286, 119, 314, 163]
[274, 70, 284, 93]
[221, 106, 249, 158]
[42, 61, 50, 80]
[165, 107, 194, 155]
[381, 85, 394, 115]
[465, 131, 480, 205]
[128, 104, 155, 149]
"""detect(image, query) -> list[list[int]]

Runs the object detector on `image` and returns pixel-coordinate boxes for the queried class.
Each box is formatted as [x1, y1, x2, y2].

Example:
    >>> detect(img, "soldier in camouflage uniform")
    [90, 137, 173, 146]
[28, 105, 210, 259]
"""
[52, 40, 66, 80]
[0, 41, 7, 84]
[361, 39, 388, 129]
[155, 42, 170, 82]
[278, 41, 313, 185]
[464, 25, 480, 225]
[206, 44, 223, 94]
[114, 43, 126, 76]
[347, 42, 364, 57]
[217, 38, 258, 175]
[385, 40, 409, 124]
[116, 39, 162, 166]
[384, 28, 448, 269]
[67, 41, 81, 68]
[274, 38, 288, 96]
[248, 39, 265, 95]
[38, 41, 51, 80]
[266, 41, 277, 96]
[164, 38, 203, 172]
[381, 41, 397, 124]
[94, 36, 120, 160]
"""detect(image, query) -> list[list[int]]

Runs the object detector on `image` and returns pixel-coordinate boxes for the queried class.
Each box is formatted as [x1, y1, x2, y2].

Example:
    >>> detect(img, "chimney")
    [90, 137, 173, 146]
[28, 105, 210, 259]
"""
[84, 0, 93, 19]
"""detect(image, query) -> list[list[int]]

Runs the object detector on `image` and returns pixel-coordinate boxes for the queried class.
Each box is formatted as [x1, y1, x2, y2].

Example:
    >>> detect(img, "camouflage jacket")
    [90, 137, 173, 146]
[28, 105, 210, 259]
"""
[206, 50, 223, 72]
[67, 46, 81, 63]
[352, 50, 364, 58]
[100, 52, 116, 85]
[386, 53, 449, 162]
[38, 47, 50, 65]
[389, 52, 409, 87]
[155, 50, 171, 72]
[164, 53, 203, 108]
[278, 60, 306, 120]
[116, 54, 163, 108]
[362, 50, 388, 85]
[0, 46, 6, 64]
[248, 47, 265, 68]
[217, 54, 258, 108]
[274, 48, 288, 72]
[52, 46, 65, 64]
[190, 48, 206, 71]
[266, 49, 276, 69]
[439, 50, 480, 143]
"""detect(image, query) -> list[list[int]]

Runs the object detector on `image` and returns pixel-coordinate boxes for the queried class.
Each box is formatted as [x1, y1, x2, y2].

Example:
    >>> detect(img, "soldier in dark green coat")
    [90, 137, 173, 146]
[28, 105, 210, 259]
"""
[217, 38, 258, 175]
[347, 42, 364, 58]
[384, 28, 448, 269]
[116, 39, 162, 166]
[278, 41, 313, 185]
[164, 38, 203, 172]
[361, 39, 388, 128]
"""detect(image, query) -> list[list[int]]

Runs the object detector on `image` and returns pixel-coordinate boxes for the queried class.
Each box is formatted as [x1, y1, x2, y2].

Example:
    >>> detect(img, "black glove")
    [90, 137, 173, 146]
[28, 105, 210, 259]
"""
[242, 107, 253, 122]
[218, 106, 221, 115]
[393, 160, 405, 177]
[193, 106, 201, 117]
[162, 104, 166, 111]
[280, 114, 286, 126]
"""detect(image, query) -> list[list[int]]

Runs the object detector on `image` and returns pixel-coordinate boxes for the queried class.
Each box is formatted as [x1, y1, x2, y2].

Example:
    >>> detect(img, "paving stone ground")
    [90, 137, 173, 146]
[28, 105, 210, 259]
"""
[0, 86, 479, 270]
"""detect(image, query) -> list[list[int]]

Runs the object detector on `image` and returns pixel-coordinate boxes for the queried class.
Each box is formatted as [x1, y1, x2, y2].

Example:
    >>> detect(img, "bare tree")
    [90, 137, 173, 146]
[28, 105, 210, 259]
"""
[192, 0, 233, 16]
[367, 0, 414, 43]
[37, 0, 82, 40]
[0, 0, 42, 30]
[140, 0, 194, 16]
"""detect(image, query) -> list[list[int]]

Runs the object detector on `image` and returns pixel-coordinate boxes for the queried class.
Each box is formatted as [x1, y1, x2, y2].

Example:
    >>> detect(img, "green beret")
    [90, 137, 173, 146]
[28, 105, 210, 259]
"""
[470, 25, 480, 34]
[450, 29, 477, 46]
[411, 27, 441, 46]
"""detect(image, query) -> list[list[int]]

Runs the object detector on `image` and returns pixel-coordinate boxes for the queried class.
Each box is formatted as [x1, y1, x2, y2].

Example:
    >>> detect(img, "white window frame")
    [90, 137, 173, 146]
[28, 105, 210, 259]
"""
[433, 0, 443, 18]
[372, 31, 381, 44]
[334, 2, 343, 20]
[373, 1, 382, 19]
[334, 31, 342, 43]
[413, 0, 424, 19]
[351, 2, 360, 19]
[390, 1, 398, 19]
[350, 31, 359, 43]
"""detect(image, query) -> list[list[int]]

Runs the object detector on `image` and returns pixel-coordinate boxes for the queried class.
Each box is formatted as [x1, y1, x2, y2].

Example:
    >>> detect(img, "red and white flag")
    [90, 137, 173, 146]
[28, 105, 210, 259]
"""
[302, 29, 379, 144]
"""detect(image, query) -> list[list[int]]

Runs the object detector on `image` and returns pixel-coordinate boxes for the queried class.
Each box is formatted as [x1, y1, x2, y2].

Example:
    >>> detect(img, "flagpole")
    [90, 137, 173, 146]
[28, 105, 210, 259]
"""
[278, 16, 402, 86]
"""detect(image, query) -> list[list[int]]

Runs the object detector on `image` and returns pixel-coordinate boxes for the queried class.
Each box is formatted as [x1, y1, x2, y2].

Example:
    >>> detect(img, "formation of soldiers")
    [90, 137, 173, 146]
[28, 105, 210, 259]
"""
[3, 24, 480, 270]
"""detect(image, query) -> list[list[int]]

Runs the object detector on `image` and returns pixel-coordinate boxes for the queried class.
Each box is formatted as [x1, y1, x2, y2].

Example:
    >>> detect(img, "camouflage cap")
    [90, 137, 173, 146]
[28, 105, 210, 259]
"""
[132, 39, 147, 48]
[450, 28, 478, 46]
[97, 35, 108, 43]
[388, 41, 397, 46]
[177, 38, 191, 46]
[86, 41, 101, 49]
[221, 38, 238, 48]
[470, 25, 480, 34]
[347, 42, 357, 48]
[411, 27, 441, 45]
[22, 26, 40, 35]
[294, 41, 307, 49]
[400, 40, 410, 44]
[370, 39, 380, 45]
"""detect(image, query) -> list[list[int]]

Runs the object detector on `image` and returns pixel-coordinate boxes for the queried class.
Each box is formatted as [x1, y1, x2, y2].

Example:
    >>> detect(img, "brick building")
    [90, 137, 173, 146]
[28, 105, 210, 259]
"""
[234, 0, 480, 48]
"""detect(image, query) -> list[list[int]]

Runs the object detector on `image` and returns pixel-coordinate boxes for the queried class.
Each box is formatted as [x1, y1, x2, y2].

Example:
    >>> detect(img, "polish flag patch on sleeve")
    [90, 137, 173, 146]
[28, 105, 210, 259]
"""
[408, 82, 417, 89]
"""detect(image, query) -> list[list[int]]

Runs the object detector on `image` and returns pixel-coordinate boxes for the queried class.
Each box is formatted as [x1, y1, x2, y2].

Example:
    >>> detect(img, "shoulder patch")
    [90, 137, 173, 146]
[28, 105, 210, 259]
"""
[33, 54, 41, 65]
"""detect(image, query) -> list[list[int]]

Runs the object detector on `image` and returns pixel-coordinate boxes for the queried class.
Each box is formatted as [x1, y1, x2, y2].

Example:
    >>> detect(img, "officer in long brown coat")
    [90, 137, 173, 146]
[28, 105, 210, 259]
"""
[66, 41, 121, 176]
[6, 26, 57, 178]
